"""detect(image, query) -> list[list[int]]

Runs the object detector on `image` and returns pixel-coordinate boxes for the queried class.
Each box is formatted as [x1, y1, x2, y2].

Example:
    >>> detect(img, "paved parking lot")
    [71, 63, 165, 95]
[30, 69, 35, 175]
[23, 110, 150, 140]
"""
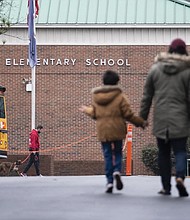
[0, 175, 190, 220]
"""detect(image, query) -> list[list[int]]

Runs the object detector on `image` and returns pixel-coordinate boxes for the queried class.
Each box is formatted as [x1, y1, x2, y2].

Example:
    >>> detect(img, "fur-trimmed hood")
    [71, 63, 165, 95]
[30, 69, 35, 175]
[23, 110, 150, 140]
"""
[91, 85, 122, 105]
[154, 52, 190, 75]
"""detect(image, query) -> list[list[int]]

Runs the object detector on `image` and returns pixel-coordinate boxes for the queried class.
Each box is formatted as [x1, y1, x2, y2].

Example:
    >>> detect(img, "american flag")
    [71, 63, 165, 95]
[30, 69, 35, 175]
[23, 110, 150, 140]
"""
[28, 0, 39, 68]
[28, 0, 39, 17]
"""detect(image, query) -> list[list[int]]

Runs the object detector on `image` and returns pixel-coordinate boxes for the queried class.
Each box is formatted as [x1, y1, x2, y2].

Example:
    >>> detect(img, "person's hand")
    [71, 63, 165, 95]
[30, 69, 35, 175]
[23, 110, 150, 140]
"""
[122, 144, 126, 152]
[79, 105, 88, 113]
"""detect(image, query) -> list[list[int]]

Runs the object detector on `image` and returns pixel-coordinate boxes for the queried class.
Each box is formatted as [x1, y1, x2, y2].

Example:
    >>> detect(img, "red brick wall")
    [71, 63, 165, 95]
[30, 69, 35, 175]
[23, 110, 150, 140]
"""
[0, 45, 168, 175]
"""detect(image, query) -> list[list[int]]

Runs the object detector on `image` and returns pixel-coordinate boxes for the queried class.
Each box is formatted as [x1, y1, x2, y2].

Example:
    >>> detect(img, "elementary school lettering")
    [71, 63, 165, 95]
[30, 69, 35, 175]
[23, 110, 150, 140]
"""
[5, 58, 131, 67]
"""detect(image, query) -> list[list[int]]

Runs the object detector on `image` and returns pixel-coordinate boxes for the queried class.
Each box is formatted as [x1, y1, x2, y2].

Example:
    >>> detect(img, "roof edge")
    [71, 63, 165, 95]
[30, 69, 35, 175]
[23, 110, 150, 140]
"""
[11, 24, 190, 29]
[169, 0, 190, 7]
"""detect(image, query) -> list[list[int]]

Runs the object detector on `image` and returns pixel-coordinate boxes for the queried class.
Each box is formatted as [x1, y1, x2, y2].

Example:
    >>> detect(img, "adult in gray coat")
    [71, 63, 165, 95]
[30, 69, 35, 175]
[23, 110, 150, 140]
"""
[140, 38, 190, 197]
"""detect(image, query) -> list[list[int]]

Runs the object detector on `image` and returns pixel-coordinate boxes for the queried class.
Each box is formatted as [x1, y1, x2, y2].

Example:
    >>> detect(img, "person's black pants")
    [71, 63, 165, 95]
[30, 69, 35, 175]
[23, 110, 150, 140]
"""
[157, 137, 187, 192]
[23, 152, 40, 176]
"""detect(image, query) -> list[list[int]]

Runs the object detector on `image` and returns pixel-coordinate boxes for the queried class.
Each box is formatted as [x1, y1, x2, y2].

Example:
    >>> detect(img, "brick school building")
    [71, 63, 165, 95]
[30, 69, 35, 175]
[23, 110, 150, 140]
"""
[1, 0, 190, 175]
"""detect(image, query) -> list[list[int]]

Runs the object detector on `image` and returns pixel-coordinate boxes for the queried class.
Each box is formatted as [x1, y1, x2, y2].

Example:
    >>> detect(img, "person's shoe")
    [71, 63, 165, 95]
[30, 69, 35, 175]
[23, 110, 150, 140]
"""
[38, 174, 43, 177]
[105, 183, 113, 193]
[158, 189, 171, 195]
[176, 178, 189, 197]
[113, 171, 123, 190]
[20, 172, 27, 177]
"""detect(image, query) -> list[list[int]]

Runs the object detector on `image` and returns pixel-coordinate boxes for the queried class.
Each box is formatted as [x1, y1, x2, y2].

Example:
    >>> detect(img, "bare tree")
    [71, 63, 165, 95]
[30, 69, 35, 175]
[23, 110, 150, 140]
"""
[0, 0, 12, 35]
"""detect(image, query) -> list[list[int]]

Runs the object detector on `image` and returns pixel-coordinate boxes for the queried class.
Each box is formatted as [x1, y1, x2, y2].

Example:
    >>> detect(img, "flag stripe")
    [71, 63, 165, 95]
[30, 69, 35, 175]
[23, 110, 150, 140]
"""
[28, 0, 37, 68]
[28, 0, 39, 17]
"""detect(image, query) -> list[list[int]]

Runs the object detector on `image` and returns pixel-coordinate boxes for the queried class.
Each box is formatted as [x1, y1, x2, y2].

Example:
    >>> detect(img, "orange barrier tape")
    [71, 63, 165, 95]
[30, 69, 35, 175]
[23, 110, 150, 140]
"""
[9, 133, 96, 155]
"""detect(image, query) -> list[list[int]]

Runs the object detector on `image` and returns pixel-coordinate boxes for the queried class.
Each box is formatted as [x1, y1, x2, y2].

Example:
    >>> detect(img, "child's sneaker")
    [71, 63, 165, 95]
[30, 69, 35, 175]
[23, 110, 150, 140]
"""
[105, 183, 113, 193]
[20, 172, 27, 177]
[113, 171, 123, 190]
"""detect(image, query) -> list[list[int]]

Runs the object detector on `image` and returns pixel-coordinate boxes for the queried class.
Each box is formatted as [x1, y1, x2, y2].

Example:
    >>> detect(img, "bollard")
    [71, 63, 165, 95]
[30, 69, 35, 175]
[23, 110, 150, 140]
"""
[126, 124, 132, 176]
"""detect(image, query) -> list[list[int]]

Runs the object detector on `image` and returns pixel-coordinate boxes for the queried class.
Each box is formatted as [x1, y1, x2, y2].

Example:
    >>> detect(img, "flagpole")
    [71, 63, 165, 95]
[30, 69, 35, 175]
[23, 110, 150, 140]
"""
[28, 0, 37, 130]
[32, 0, 35, 130]
[32, 65, 36, 129]
[31, 0, 36, 130]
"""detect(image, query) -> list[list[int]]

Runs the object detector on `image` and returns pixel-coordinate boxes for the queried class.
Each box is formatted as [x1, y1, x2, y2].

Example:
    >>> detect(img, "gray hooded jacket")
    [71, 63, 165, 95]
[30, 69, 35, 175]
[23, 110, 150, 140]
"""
[140, 52, 190, 139]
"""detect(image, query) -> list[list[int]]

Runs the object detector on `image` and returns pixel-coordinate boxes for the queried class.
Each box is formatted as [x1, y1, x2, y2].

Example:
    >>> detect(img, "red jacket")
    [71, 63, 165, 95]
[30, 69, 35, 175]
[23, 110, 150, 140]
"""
[29, 129, 40, 151]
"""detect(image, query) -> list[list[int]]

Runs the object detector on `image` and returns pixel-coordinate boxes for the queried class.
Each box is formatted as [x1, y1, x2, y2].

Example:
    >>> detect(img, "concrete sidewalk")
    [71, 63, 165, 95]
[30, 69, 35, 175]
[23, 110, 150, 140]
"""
[0, 175, 189, 220]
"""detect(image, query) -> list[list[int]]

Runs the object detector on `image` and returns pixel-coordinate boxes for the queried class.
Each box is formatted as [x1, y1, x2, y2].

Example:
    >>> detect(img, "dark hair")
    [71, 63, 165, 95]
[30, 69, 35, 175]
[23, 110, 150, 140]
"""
[36, 125, 43, 129]
[103, 70, 120, 85]
[0, 85, 6, 92]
